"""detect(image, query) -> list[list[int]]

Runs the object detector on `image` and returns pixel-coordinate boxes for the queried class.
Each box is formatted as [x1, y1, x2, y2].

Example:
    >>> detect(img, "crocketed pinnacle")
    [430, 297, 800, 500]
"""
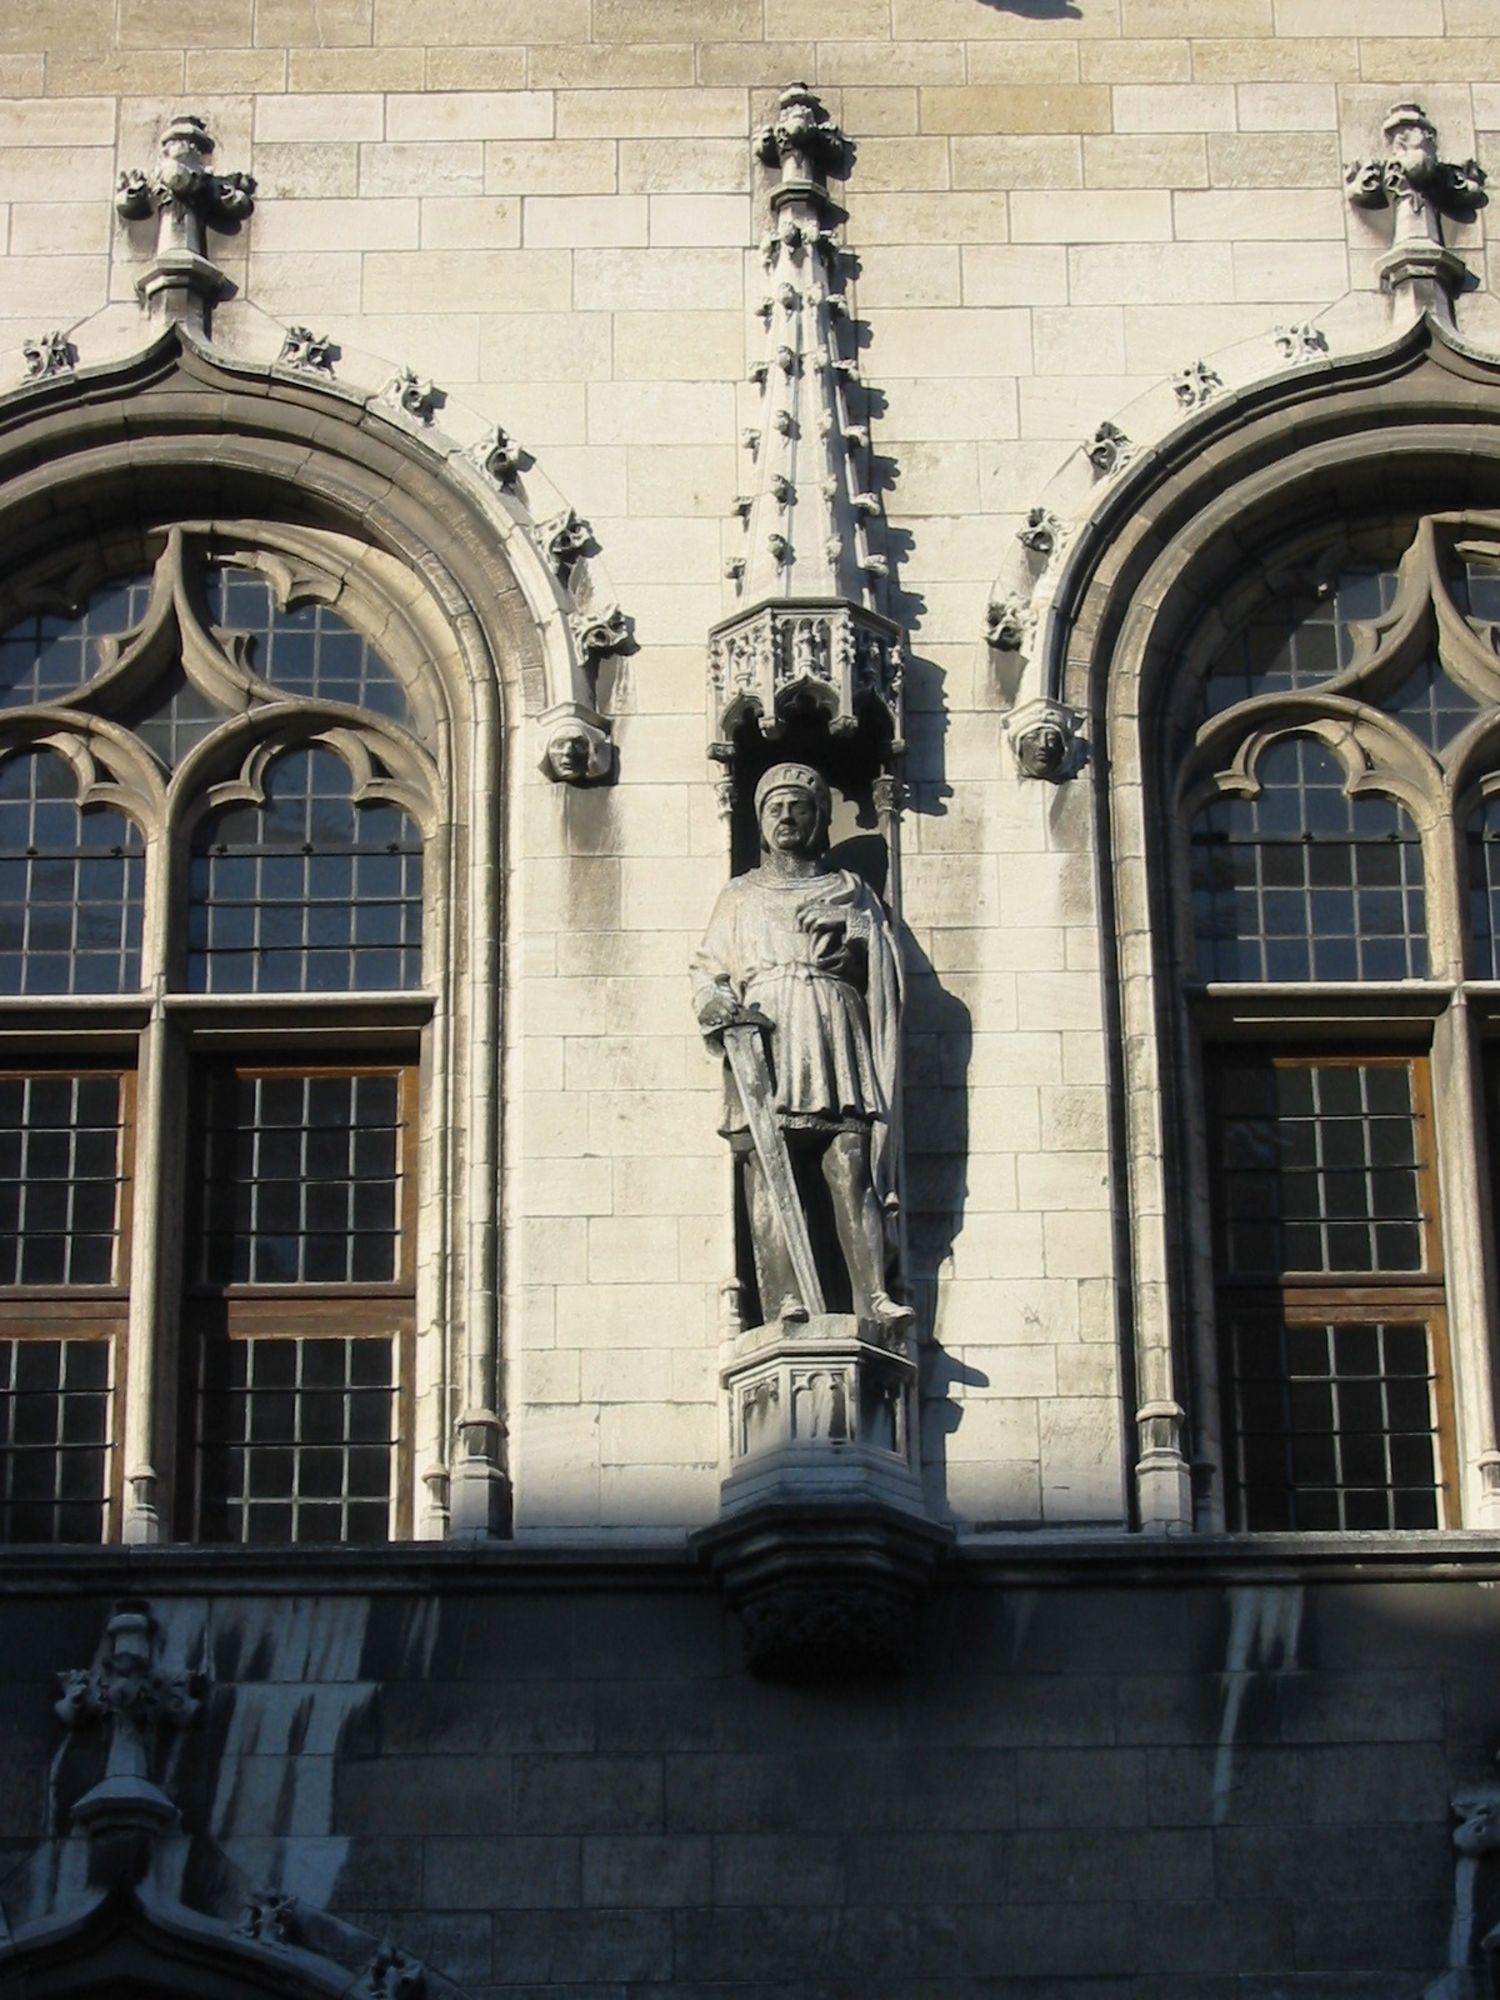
[729, 84, 885, 613]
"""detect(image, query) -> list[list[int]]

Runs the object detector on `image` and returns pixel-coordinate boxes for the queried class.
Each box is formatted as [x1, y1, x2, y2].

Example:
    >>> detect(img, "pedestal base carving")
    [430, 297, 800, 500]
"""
[695, 1497, 951, 1680]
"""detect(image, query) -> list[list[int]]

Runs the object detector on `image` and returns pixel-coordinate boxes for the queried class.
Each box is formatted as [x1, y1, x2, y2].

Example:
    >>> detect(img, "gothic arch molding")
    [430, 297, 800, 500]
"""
[1042, 317, 1500, 1532]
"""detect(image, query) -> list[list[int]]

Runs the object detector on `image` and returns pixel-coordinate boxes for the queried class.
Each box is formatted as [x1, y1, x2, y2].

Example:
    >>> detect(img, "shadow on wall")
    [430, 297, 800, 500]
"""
[979, 0, 1083, 15]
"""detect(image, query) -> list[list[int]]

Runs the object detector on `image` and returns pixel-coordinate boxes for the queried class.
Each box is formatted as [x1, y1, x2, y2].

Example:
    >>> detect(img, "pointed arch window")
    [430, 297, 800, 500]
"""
[1174, 513, 1500, 1533]
[0, 528, 439, 1545]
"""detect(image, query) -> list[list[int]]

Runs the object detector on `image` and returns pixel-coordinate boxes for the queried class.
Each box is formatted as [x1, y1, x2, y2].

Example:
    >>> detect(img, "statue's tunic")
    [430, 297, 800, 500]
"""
[691, 864, 902, 1205]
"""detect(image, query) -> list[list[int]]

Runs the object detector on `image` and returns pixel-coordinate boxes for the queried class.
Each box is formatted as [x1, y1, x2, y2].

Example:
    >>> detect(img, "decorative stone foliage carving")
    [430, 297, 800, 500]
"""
[541, 508, 593, 583]
[381, 367, 436, 422]
[277, 324, 335, 373]
[22, 330, 76, 379]
[984, 595, 1034, 653]
[1346, 103, 1487, 316]
[1274, 321, 1328, 363]
[1086, 420, 1134, 477]
[115, 114, 254, 329]
[537, 700, 612, 785]
[712, 82, 902, 766]
[1006, 696, 1082, 781]
[1017, 507, 1066, 561]
[468, 424, 522, 488]
[1173, 360, 1223, 410]
[56, 1598, 203, 1838]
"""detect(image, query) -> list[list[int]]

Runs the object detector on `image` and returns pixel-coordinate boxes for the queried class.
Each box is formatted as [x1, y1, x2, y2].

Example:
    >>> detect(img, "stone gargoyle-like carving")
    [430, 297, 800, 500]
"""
[1173, 360, 1222, 410]
[381, 367, 436, 421]
[22, 330, 76, 379]
[277, 325, 335, 372]
[1274, 321, 1328, 363]
[541, 509, 593, 583]
[1005, 695, 1081, 782]
[56, 1597, 204, 1840]
[468, 425, 522, 488]
[236, 1891, 296, 1946]
[984, 596, 1034, 653]
[537, 701, 613, 786]
[1017, 507, 1065, 561]
[1085, 420, 1134, 477]
[569, 602, 629, 666]
[362, 1939, 426, 1999]
[115, 114, 254, 327]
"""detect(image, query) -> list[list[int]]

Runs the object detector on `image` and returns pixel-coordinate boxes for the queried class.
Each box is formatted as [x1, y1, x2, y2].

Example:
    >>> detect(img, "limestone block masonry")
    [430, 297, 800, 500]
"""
[0, 2, 1496, 1992]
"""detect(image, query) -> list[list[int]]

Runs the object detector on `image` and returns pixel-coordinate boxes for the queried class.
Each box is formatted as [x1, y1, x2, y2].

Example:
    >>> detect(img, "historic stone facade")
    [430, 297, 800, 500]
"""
[0, 4, 1498, 1994]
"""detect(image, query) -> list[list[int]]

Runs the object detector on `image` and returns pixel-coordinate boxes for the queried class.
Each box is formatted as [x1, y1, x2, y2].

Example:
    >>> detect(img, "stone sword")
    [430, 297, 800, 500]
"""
[720, 1017, 828, 1319]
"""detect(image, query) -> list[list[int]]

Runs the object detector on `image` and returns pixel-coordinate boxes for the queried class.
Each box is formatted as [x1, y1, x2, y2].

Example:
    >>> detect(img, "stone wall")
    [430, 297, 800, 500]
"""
[1, 1555, 1494, 1996]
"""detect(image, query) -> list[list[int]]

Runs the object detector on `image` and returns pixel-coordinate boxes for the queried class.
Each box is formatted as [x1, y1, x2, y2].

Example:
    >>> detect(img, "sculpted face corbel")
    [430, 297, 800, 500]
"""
[1006, 695, 1083, 781]
[537, 701, 613, 786]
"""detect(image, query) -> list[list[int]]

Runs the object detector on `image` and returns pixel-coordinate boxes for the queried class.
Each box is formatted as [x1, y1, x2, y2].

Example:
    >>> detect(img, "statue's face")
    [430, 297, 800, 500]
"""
[548, 730, 590, 780]
[760, 786, 820, 854]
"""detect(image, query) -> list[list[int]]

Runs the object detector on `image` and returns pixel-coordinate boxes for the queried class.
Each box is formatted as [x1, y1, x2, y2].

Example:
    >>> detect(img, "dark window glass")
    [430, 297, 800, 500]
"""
[0, 751, 144, 995]
[187, 746, 423, 993]
[0, 1073, 124, 1287]
[205, 568, 409, 722]
[1201, 567, 1400, 720]
[1452, 557, 1500, 628]
[1190, 736, 1427, 982]
[0, 1336, 111, 1541]
[1223, 1313, 1441, 1532]
[1465, 792, 1500, 978]
[195, 1333, 393, 1544]
[0, 575, 153, 709]
[1384, 656, 1479, 751]
[192, 1068, 405, 1288]
[116, 663, 224, 768]
[1212, 1058, 1427, 1278]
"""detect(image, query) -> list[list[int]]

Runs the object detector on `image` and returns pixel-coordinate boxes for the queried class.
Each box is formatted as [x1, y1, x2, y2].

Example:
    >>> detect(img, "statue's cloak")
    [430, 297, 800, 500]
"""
[691, 864, 902, 1210]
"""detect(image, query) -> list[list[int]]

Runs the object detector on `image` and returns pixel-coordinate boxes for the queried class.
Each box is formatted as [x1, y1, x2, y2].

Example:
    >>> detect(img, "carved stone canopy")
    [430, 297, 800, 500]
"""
[708, 599, 902, 764]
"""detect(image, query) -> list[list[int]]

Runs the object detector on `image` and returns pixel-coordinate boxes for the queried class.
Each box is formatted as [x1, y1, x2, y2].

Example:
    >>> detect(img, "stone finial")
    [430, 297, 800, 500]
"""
[756, 82, 847, 198]
[56, 1598, 203, 1842]
[537, 700, 613, 786]
[711, 84, 902, 762]
[115, 114, 254, 331]
[22, 330, 76, 379]
[1005, 696, 1081, 782]
[277, 325, 335, 372]
[1346, 102, 1486, 317]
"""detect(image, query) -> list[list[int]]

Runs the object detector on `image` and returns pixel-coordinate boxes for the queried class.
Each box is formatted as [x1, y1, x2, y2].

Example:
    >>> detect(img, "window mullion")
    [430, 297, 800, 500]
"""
[1433, 996, 1500, 1525]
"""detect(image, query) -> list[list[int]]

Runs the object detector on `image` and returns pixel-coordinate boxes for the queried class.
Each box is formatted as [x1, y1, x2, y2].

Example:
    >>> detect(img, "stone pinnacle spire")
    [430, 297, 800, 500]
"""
[709, 85, 902, 764]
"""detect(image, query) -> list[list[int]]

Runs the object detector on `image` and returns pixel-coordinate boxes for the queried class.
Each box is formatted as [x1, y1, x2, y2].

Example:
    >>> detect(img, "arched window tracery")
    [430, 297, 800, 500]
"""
[0, 524, 441, 1548]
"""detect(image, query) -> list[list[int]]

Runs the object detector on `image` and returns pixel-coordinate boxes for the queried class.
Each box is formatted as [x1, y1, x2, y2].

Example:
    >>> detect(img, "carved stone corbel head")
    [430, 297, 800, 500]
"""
[538, 702, 613, 786]
[1005, 696, 1082, 782]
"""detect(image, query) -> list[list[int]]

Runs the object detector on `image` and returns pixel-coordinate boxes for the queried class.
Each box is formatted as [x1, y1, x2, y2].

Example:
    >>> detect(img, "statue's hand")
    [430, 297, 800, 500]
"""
[799, 906, 851, 973]
[697, 987, 748, 1034]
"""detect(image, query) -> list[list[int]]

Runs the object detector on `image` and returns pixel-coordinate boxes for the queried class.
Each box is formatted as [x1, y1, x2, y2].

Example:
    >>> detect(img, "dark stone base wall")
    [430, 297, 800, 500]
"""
[1, 1545, 1493, 1998]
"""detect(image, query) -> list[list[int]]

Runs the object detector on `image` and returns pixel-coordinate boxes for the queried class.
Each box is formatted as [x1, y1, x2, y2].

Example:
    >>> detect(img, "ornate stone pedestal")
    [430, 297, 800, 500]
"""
[694, 1313, 950, 1678]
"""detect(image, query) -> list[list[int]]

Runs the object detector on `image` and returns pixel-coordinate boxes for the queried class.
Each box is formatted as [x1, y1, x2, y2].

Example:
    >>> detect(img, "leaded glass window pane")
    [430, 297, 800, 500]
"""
[1223, 1312, 1441, 1532]
[1212, 1058, 1428, 1278]
[1201, 567, 1400, 720]
[187, 746, 423, 993]
[0, 751, 144, 995]
[205, 568, 409, 721]
[193, 1068, 405, 1288]
[1383, 656, 1479, 751]
[194, 1333, 393, 1544]
[1465, 793, 1500, 977]
[1190, 737, 1427, 981]
[0, 575, 152, 709]
[0, 1336, 111, 1542]
[116, 663, 224, 768]
[0, 1074, 124, 1286]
